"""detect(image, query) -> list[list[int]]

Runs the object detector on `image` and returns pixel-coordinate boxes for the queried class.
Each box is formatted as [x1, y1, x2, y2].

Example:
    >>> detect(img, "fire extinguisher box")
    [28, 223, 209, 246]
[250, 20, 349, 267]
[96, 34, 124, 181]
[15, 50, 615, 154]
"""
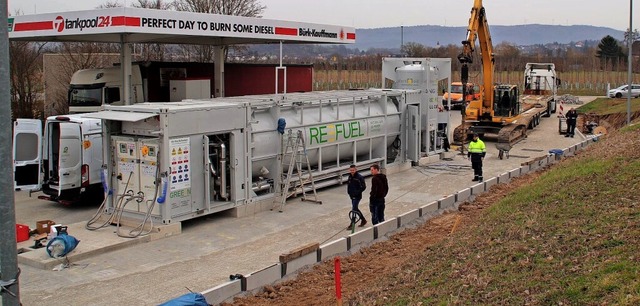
[16, 224, 30, 242]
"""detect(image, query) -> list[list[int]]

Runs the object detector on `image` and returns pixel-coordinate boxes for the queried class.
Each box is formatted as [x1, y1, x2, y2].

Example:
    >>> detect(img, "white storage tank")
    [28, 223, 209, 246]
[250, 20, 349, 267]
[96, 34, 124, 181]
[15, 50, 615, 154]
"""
[248, 90, 402, 178]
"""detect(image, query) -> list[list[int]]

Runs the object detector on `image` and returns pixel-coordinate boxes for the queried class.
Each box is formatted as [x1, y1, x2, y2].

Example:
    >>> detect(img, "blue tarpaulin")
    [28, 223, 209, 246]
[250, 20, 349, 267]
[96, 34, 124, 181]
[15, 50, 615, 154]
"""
[158, 292, 209, 306]
[46, 233, 80, 258]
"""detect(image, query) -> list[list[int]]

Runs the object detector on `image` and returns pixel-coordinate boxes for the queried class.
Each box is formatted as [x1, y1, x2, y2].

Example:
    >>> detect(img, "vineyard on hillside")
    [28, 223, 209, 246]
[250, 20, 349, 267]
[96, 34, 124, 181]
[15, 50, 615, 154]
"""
[309, 42, 639, 95]
[314, 68, 639, 96]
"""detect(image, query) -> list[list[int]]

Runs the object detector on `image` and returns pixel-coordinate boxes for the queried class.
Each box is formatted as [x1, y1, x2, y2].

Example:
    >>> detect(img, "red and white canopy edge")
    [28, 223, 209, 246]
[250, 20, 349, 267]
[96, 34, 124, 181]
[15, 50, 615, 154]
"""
[8, 7, 356, 100]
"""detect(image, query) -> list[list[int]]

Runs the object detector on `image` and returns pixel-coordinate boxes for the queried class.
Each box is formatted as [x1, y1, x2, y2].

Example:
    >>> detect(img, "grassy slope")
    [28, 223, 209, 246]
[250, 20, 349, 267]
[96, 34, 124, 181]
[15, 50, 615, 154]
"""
[578, 97, 640, 115]
[374, 126, 640, 305]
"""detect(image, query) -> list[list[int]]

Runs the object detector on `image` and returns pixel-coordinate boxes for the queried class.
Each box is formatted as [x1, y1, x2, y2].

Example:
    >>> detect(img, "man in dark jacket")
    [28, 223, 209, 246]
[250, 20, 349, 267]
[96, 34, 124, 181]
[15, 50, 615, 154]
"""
[369, 164, 389, 225]
[346, 165, 367, 229]
[565, 108, 578, 137]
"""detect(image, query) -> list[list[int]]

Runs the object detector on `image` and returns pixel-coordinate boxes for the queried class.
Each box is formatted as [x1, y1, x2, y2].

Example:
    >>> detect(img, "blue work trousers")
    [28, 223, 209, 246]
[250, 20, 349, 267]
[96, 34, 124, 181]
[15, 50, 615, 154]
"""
[350, 197, 366, 222]
[369, 198, 386, 225]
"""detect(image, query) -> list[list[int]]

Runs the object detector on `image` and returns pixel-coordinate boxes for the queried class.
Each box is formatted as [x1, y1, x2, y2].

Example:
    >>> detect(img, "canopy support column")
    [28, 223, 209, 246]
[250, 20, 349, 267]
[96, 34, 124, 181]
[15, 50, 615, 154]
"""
[214, 46, 225, 98]
[119, 35, 133, 105]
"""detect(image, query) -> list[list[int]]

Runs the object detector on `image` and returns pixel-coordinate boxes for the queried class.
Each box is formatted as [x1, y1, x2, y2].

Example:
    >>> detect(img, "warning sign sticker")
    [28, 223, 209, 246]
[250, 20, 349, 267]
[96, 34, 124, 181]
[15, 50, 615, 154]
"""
[169, 137, 190, 191]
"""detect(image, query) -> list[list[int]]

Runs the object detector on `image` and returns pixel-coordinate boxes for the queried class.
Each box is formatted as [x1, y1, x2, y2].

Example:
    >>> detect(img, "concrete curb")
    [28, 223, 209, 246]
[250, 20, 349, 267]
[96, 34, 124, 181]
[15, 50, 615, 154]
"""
[319, 238, 348, 261]
[374, 218, 398, 239]
[398, 209, 420, 227]
[438, 195, 456, 210]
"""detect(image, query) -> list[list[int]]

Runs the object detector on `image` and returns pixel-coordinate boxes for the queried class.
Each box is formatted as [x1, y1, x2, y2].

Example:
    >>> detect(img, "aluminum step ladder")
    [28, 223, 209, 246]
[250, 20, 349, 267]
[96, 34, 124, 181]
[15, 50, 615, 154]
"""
[272, 129, 322, 212]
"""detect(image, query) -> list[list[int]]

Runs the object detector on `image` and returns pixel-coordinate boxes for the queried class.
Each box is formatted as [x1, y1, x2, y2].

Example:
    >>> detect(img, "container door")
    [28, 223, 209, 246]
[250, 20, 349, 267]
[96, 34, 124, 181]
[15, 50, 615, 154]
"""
[407, 105, 420, 161]
[58, 123, 82, 191]
[13, 119, 42, 190]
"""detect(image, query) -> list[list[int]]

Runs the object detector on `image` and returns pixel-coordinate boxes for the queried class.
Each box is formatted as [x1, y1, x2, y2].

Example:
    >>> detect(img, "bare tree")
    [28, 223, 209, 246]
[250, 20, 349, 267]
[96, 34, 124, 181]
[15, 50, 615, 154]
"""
[174, 0, 263, 16]
[623, 28, 639, 46]
[98, 0, 122, 7]
[173, 0, 266, 62]
[132, 0, 173, 61]
[401, 42, 428, 57]
[10, 42, 47, 119]
[136, 0, 171, 9]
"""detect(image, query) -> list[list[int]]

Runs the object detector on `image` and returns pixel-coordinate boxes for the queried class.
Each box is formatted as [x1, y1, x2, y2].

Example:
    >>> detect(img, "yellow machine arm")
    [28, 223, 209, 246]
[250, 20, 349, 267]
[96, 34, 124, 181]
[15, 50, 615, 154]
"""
[458, 0, 495, 110]
[454, 0, 533, 156]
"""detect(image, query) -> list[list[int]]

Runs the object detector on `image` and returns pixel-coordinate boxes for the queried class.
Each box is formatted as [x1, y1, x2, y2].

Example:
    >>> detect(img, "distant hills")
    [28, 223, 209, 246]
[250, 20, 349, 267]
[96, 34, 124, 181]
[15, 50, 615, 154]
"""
[353, 24, 625, 50]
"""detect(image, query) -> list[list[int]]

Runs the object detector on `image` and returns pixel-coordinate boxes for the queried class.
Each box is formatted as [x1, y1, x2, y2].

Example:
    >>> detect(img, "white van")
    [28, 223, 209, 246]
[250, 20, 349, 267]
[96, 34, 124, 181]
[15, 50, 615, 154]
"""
[13, 115, 104, 205]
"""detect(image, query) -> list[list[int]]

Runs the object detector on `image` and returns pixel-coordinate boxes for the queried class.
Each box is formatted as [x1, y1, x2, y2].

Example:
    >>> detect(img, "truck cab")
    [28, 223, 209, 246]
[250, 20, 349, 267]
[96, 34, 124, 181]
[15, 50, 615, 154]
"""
[442, 82, 479, 110]
[69, 65, 144, 113]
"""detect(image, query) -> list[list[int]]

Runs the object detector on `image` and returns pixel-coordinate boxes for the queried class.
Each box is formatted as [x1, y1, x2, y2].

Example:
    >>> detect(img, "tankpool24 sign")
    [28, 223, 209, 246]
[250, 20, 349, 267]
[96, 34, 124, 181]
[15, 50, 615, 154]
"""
[54, 15, 114, 32]
[8, 7, 356, 44]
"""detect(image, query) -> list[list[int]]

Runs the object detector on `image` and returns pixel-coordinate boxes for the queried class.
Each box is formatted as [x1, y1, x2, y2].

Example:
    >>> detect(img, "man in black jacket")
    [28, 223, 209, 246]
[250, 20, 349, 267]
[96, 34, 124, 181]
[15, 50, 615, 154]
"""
[346, 165, 367, 229]
[565, 108, 578, 138]
[369, 164, 389, 225]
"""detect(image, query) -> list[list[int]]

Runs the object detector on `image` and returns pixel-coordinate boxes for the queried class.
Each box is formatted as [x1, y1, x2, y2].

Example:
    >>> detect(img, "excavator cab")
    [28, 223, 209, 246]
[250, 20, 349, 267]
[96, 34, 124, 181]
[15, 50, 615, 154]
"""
[493, 85, 519, 118]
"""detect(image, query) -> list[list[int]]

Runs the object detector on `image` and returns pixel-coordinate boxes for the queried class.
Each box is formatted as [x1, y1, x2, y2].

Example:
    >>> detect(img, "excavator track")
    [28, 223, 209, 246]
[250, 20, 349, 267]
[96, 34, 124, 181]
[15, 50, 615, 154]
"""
[495, 123, 528, 159]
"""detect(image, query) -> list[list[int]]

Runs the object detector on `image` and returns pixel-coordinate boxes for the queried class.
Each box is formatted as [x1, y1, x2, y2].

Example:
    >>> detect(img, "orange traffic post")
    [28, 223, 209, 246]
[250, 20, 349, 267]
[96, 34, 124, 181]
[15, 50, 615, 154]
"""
[334, 257, 342, 306]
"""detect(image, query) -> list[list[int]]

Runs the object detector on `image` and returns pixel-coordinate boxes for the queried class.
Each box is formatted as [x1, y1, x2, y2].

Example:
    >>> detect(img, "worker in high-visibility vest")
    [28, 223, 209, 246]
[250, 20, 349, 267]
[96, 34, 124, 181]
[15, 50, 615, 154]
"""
[468, 133, 486, 182]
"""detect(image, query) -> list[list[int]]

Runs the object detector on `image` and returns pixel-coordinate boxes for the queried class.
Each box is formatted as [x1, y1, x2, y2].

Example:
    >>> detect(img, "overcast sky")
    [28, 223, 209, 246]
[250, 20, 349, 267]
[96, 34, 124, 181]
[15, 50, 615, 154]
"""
[9, 0, 637, 31]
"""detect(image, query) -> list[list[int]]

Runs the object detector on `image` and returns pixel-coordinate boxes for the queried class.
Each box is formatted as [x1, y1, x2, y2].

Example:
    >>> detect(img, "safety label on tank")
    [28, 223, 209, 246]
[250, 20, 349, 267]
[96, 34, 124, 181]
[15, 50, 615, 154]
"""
[170, 137, 190, 191]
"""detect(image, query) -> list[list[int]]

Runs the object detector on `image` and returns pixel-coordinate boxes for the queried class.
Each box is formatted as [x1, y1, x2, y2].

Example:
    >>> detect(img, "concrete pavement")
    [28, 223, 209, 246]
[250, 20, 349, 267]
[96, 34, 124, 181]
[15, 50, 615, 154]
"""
[12, 97, 598, 305]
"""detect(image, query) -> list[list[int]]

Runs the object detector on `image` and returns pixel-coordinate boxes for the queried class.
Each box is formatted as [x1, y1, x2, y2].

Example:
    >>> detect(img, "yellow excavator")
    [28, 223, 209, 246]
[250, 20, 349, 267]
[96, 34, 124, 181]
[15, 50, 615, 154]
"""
[454, 0, 547, 159]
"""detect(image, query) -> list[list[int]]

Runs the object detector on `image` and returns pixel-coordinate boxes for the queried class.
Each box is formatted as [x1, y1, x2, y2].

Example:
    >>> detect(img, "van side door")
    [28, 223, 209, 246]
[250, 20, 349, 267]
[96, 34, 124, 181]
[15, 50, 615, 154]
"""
[58, 122, 83, 191]
[13, 119, 42, 190]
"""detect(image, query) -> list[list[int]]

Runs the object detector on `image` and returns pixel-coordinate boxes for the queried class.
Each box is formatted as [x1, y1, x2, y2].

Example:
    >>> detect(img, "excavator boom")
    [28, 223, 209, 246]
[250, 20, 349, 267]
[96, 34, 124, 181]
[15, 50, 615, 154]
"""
[458, 0, 494, 110]
[454, 0, 546, 159]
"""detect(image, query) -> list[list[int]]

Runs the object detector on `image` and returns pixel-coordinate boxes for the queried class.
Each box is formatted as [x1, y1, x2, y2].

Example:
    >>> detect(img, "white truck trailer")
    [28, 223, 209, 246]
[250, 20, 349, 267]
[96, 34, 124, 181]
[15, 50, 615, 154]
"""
[86, 58, 452, 225]
[522, 62, 557, 116]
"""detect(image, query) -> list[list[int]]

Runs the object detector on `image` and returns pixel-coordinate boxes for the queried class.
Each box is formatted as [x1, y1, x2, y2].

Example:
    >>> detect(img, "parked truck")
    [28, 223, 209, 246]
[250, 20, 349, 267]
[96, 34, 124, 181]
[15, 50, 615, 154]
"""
[68, 62, 313, 113]
[442, 81, 479, 110]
